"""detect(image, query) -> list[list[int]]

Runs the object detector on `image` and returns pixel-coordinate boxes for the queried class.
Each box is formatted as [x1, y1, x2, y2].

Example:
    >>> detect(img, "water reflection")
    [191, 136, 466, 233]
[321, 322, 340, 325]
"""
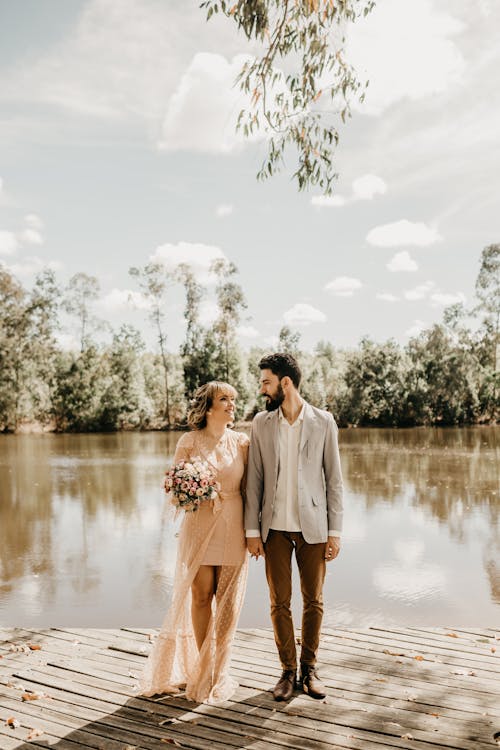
[0, 428, 498, 627]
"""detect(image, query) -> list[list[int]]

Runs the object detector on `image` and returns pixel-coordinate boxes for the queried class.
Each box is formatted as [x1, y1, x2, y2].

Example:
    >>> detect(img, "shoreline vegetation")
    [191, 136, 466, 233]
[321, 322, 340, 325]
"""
[1, 245, 498, 434]
[5, 421, 500, 436]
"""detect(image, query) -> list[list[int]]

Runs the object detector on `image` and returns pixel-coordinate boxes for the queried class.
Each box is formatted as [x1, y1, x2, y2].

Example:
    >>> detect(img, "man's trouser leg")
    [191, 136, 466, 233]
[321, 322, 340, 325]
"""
[264, 530, 296, 671]
[295, 533, 326, 667]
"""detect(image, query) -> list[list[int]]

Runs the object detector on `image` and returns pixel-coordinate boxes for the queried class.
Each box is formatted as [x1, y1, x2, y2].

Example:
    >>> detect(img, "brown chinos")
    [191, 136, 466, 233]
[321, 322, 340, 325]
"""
[264, 529, 326, 671]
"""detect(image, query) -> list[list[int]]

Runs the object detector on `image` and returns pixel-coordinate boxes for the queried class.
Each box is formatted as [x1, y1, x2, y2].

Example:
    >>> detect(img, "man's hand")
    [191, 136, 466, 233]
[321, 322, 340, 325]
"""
[247, 537, 265, 560]
[324, 536, 340, 562]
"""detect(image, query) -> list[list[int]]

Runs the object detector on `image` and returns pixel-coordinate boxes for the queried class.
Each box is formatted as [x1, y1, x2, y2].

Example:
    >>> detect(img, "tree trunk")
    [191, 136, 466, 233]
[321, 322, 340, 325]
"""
[156, 308, 170, 427]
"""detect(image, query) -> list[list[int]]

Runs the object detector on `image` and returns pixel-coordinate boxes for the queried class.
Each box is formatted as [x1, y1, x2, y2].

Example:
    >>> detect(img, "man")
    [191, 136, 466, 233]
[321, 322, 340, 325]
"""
[245, 352, 343, 701]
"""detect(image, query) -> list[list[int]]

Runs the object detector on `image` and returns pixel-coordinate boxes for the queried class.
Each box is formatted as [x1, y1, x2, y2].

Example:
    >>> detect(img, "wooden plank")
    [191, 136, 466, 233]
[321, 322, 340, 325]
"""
[1, 628, 498, 750]
[233, 634, 500, 696]
[5, 659, 495, 750]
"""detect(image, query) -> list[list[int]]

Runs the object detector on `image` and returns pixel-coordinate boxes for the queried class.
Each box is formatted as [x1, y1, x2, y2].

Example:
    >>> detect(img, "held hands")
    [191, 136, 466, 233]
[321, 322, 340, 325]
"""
[325, 536, 341, 562]
[247, 537, 265, 560]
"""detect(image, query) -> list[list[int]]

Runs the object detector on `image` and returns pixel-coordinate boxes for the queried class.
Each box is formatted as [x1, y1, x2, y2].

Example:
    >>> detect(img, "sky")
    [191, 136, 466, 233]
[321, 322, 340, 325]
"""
[0, 0, 499, 353]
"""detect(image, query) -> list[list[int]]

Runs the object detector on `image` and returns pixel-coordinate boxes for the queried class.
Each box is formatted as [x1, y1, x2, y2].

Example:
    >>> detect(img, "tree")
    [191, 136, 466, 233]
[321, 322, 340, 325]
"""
[406, 325, 481, 425]
[202, 0, 375, 192]
[27, 269, 61, 422]
[53, 346, 110, 431]
[278, 325, 301, 355]
[339, 338, 410, 426]
[211, 258, 248, 382]
[129, 262, 173, 427]
[0, 269, 31, 430]
[474, 244, 500, 410]
[63, 272, 100, 352]
[176, 263, 206, 400]
[100, 325, 153, 429]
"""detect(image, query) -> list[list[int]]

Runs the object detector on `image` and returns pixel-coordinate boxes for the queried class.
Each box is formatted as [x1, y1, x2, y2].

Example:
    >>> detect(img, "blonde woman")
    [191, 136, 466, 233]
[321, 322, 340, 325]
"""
[139, 381, 249, 704]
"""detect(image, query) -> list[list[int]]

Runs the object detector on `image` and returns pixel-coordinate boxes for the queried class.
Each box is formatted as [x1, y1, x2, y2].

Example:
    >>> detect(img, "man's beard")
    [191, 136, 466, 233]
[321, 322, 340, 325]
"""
[264, 383, 285, 412]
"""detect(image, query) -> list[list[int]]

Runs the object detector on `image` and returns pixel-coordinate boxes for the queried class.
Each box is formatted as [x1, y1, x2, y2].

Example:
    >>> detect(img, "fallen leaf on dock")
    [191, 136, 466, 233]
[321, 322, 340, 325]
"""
[445, 632, 458, 638]
[26, 728, 44, 740]
[413, 655, 424, 661]
[375, 678, 387, 682]
[383, 650, 406, 656]
[28, 644, 41, 651]
[5, 717, 20, 728]
[21, 691, 48, 701]
[491, 647, 496, 653]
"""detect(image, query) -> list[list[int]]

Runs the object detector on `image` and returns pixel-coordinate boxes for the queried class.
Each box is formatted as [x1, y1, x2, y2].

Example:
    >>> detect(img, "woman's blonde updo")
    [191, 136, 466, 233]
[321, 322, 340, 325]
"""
[187, 381, 237, 430]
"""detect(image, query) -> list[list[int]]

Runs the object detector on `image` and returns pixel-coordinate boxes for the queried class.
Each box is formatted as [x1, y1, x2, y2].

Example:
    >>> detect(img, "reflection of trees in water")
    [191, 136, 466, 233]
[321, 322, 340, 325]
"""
[0, 432, 180, 586]
[341, 427, 499, 603]
[341, 427, 499, 531]
[0, 436, 55, 584]
[484, 532, 500, 604]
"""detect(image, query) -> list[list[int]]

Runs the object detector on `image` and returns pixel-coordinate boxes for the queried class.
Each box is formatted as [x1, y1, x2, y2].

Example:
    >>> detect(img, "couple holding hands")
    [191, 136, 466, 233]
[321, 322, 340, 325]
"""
[139, 352, 344, 705]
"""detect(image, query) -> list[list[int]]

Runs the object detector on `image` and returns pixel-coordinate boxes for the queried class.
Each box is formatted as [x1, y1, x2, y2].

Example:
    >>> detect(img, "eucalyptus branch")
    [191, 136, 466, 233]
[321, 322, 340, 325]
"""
[201, 0, 375, 193]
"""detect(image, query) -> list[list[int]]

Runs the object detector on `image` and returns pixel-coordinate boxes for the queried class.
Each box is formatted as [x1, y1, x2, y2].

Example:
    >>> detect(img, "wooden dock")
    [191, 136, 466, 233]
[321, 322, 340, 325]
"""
[0, 626, 499, 749]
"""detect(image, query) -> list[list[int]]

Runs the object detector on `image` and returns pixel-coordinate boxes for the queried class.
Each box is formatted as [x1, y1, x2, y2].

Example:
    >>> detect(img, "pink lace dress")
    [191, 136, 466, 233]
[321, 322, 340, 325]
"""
[139, 428, 249, 704]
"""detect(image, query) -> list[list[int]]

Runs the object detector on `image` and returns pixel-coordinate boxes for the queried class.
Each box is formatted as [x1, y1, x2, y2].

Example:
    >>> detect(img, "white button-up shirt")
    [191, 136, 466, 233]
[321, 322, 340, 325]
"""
[270, 403, 305, 531]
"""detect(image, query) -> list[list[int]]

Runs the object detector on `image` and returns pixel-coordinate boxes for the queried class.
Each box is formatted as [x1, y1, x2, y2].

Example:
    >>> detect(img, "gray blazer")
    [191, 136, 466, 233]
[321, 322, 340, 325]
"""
[245, 402, 343, 544]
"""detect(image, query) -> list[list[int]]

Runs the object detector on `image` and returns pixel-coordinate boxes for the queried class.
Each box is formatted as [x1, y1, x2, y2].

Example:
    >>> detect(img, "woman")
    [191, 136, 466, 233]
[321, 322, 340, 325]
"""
[139, 381, 249, 704]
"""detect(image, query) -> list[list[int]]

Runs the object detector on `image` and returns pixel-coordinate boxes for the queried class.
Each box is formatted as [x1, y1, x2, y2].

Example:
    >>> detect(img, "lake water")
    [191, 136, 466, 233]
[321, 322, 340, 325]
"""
[0, 427, 498, 628]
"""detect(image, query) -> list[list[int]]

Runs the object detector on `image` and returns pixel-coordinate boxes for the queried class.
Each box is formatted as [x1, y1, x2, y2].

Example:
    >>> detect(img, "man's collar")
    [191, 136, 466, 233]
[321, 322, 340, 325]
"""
[278, 399, 305, 425]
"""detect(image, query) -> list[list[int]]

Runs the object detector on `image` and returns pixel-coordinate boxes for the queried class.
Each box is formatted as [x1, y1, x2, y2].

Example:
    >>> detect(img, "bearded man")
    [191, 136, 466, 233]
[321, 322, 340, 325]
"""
[245, 352, 343, 701]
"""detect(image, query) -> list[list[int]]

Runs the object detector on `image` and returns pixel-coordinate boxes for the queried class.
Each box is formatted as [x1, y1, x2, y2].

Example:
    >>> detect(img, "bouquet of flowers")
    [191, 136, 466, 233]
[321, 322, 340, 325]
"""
[164, 459, 220, 513]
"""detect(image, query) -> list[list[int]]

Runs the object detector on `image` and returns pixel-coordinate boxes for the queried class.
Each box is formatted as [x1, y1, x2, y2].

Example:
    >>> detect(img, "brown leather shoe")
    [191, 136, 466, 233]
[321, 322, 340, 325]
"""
[300, 664, 326, 699]
[272, 669, 296, 701]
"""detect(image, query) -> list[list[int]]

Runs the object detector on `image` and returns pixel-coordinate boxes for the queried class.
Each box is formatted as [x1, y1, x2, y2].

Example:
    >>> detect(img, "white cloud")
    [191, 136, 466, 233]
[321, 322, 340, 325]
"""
[352, 174, 387, 200]
[20, 228, 44, 246]
[387, 251, 418, 272]
[367, 219, 442, 247]
[159, 53, 260, 153]
[376, 293, 399, 302]
[0, 0, 219, 122]
[6, 256, 62, 278]
[404, 281, 435, 301]
[100, 288, 152, 312]
[283, 303, 326, 326]
[24, 214, 44, 230]
[216, 203, 233, 218]
[325, 276, 363, 297]
[311, 194, 346, 208]
[430, 291, 466, 307]
[0, 231, 19, 256]
[151, 241, 227, 284]
[347, 0, 465, 115]
[311, 174, 386, 208]
[405, 319, 427, 337]
[236, 325, 259, 338]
